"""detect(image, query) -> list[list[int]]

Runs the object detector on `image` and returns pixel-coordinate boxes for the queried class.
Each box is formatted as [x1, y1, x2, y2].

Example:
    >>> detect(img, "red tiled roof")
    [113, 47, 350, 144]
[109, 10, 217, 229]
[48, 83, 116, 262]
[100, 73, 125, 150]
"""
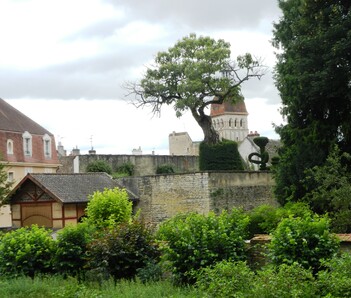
[210, 99, 248, 117]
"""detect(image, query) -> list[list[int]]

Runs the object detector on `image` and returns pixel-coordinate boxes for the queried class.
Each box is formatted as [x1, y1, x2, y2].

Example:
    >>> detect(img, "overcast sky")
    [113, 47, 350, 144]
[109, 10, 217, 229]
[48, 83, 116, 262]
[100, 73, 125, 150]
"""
[1, 0, 284, 155]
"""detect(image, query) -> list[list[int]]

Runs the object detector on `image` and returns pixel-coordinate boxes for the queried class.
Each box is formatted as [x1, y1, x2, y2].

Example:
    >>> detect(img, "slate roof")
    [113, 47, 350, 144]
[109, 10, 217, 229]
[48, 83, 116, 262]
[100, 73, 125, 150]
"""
[0, 98, 52, 135]
[9, 173, 139, 203]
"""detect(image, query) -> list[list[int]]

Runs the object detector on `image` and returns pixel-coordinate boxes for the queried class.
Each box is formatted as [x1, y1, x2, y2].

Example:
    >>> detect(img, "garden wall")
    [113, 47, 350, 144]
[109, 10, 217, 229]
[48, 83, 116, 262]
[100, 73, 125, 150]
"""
[118, 171, 277, 225]
[58, 154, 199, 176]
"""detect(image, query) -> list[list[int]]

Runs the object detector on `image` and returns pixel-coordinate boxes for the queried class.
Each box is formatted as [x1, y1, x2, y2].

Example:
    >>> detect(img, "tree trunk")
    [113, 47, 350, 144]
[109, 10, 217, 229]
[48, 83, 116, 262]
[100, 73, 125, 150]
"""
[198, 113, 220, 145]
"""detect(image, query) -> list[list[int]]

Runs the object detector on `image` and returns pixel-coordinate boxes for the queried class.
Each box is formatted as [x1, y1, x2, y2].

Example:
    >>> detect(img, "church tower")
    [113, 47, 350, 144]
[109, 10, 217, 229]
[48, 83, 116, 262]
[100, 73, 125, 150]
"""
[210, 99, 249, 142]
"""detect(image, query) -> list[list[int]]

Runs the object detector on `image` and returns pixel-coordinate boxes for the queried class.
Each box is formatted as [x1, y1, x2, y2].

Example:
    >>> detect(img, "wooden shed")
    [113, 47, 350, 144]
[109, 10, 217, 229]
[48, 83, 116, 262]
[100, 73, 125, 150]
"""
[8, 173, 138, 229]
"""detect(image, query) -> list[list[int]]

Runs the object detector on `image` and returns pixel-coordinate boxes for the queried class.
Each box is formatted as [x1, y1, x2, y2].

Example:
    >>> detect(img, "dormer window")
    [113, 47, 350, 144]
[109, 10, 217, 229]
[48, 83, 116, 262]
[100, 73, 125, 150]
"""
[7, 139, 13, 155]
[22, 131, 32, 157]
[43, 134, 52, 158]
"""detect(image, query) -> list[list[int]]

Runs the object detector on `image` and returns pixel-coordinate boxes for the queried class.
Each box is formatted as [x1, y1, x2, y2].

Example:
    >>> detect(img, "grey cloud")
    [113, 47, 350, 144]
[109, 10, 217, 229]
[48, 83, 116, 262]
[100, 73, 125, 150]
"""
[241, 70, 280, 105]
[0, 42, 163, 100]
[63, 18, 128, 41]
[105, 0, 280, 32]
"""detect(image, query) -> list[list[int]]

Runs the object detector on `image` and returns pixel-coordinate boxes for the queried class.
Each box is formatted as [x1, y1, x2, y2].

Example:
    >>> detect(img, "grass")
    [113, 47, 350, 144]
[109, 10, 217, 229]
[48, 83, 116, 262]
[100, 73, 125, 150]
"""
[0, 275, 201, 298]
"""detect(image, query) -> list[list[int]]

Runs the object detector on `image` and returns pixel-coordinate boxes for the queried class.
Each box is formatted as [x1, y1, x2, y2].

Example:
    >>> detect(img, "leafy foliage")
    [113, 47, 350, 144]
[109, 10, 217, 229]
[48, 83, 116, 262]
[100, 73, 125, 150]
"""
[317, 254, 351, 297]
[252, 263, 317, 298]
[247, 202, 313, 237]
[85, 187, 133, 229]
[86, 160, 112, 175]
[86, 220, 160, 282]
[0, 157, 13, 205]
[156, 164, 175, 174]
[268, 214, 339, 273]
[195, 261, 254, 297]
[199, 140, 244, 171]
[157, 209, 250, 284]
[112, 162, 135, 178]
[0, 225, 55, 277]
[302, 145, 351, 232]
[128, 33, 264, 145]
[272, 1, 351, 203]
[53, 223, 95, 278]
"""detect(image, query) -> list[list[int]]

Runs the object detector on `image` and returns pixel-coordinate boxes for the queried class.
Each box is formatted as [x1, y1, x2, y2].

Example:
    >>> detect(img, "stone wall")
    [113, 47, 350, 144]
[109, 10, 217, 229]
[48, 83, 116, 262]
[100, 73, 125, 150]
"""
[118, 171, 277, 225]
[58, 154, 199, 176]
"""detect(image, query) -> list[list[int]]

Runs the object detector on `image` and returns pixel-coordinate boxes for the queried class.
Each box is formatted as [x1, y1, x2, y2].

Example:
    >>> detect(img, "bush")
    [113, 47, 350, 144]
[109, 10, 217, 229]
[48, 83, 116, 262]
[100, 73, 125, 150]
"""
[0, 225, 55, 277]
[85, 187, 133, 229]
[268, 214, 339, 273]
[317, 254, 351, 297]
[86, 220, 160, 282]
[112, 162, 134, 178]
[86, 160, 112, 174]
[252, 263, 316, 298]
[247, 202, 313, 237]
[199, 140, 244, 171]
[157, 209, 250, 284]
[195, 261, 254, 297]
[53, 223, 95, 278]
[156, 164, 175, 174]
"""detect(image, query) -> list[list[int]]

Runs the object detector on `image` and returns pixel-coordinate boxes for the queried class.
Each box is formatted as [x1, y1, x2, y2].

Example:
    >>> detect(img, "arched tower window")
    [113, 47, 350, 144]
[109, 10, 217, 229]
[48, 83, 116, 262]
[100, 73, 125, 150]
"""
[43, 134, 52, 158]
[229, 119, 232, 127]
[220, 119, 224, 128]
[22, 131, 32, 157]
[240, 119, 243, 127]
[234, 119, 237, 127]
[7, 139, 13, 155]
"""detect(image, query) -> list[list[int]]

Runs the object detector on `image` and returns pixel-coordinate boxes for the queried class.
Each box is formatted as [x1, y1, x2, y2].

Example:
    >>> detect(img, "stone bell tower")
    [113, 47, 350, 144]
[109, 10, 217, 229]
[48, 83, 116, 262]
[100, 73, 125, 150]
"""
[210, 99, 249, 142]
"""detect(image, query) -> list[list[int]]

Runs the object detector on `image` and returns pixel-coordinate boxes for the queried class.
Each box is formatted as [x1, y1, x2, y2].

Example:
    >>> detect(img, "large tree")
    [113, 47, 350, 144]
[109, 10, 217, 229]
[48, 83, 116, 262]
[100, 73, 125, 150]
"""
[127, 34, 264, 144]
[273, 0, 351, 203]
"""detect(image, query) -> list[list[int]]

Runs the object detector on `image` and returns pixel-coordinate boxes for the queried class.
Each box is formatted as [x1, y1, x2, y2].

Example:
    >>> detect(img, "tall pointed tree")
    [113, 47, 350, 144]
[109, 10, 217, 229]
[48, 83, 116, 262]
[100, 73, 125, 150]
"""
[273, 0, 351, 203]
[127, 34, 264, 145]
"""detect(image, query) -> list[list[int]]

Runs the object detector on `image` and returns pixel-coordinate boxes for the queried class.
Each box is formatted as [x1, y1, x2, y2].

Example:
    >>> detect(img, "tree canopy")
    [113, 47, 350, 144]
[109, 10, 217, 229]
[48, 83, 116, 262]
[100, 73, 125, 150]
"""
[272, 0, 351, 203]
[127, 34, 264, 144]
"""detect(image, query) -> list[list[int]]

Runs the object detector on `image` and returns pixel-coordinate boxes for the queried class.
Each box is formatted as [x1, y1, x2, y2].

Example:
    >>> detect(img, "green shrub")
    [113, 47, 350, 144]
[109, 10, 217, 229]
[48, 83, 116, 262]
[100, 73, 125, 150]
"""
[252, 263, 316, 298]
[136, 260, 163, 283]
[53, 223, 95, 278]
[86, 220, 160, 282]
[317, 254, 351, 297]
[247, 202, 313, 237]
[117, 162, 134, 176]
[195, 261, 254, 297]
[156, 164, 175, 174]
[199, 140, 244, 171]
[0, 225, 55, 277]
[86, 160, 112, 174]
[268, 214, 339, 273]
[85, 187, 132, 229]
[157, 209, 250, 284]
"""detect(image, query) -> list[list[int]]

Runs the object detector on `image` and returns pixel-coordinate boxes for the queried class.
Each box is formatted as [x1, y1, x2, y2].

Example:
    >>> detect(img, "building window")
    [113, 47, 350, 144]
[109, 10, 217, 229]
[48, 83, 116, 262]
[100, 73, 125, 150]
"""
[229, 119, 232, 127]
[7, 172, 14, 182]
[7, 139, 13, 155]
[240, 119, 243, 127]
[42, 134, 52, 158]
[234, 119, 237, 127]
[22, 131, 32, 156]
